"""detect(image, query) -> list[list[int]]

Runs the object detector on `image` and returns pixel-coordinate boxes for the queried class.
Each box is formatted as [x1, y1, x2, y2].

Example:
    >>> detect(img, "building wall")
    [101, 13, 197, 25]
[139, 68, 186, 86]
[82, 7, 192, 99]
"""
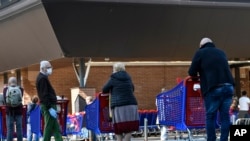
[0, 58, 247, 113]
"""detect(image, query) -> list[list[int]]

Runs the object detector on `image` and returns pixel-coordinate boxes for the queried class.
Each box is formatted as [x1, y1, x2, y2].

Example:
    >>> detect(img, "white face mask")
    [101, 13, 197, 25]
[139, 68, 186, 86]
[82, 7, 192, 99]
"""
[47, 68, 53, 75]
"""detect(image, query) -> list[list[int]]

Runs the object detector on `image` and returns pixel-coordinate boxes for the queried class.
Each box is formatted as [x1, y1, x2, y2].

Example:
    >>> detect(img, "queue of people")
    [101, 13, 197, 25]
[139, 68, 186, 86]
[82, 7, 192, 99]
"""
[0, 60, 64, 141]
[0, 60, 139, 141]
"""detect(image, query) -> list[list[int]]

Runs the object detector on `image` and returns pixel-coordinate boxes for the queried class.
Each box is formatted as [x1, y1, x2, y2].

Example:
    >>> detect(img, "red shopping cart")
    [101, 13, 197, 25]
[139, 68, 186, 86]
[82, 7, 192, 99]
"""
[85, 93, 114, 135]
[156, 76, 206, 140]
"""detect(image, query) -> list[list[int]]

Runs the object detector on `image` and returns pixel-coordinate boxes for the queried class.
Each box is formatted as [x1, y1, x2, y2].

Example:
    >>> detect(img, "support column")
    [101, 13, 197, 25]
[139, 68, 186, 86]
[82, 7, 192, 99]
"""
[79, 58, 85, 88]
[16, 69, 21, 86]
[3, 72, 8, 85]
[74, 58, 85, 113]
[234, 67, 241, 98]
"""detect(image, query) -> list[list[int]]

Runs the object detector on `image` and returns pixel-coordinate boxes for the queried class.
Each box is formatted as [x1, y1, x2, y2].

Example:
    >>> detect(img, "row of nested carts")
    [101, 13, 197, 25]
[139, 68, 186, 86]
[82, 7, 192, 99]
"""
[85, 76, 208, 140]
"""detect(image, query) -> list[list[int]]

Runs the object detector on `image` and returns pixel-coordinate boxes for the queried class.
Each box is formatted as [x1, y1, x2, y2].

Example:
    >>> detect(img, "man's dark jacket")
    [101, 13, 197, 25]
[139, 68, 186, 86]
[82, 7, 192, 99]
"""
[188, 43, 235, 96]
[36, 72, 57, 109]
[102, 71, 137, 109]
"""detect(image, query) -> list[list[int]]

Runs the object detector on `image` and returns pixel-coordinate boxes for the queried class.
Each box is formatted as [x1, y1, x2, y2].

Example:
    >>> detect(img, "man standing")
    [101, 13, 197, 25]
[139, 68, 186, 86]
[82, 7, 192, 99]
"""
[188, 37, 234, 141]
[3, 77, 23, 141]
[36, 60, 63, 141]
[238, 90, 250, 118]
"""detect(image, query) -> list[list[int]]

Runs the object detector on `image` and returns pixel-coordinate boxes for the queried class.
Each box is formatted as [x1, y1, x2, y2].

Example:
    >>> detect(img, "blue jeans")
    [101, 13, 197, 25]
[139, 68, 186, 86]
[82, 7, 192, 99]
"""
[6, 114, 23, 141]
[204, 85, 233, 141]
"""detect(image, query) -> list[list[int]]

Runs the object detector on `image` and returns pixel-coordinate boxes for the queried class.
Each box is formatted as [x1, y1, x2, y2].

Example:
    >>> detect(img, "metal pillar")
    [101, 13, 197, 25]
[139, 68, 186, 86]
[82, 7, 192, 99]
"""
[79, 58, 85, 88]
[16, 69, 21, 86]
[234, 67, 241, 98]
[144, 118, 148, 141]
[3, 72, 8, 85]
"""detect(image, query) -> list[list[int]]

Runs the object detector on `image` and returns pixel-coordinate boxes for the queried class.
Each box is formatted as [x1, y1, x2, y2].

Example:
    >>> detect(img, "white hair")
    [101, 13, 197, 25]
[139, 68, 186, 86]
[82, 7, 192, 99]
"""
[40, 60, 50, 71]
[200, 37, 213, 48]
[113, 62, 125, 73]
[8, 76, 17, 86]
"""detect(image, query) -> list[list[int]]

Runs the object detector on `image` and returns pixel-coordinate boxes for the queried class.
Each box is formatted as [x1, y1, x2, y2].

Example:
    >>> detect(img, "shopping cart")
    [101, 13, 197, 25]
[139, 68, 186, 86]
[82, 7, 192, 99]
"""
[29, 105, 42, 139]
[135, 110, 159, 137]
[235, 118, 250, 125]
[66, 113, 87, 140]
[156, 76, 206, 140]
[85, 93, 114, 140]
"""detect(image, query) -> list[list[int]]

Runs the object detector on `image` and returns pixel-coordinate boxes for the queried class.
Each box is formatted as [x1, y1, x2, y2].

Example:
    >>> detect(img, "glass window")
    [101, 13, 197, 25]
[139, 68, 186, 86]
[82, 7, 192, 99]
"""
[0, 0, 20, 10]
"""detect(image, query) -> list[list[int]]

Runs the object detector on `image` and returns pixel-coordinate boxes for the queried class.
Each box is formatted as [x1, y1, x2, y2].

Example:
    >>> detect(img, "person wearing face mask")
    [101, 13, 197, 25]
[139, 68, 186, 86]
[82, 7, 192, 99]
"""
[36, 60, 63, 141]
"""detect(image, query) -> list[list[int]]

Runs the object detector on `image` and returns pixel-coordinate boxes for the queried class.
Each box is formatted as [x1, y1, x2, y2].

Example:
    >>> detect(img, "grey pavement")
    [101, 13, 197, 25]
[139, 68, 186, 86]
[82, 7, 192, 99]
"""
[14, 130, 222, 141]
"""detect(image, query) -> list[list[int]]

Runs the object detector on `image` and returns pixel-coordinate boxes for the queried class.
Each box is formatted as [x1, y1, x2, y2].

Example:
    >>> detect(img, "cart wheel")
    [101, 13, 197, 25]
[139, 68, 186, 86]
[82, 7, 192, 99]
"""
[138, 128, 143, 137]
[152, 128, 157, 136]
[132, 131, 137, 137]
[147, 128, 151, 137]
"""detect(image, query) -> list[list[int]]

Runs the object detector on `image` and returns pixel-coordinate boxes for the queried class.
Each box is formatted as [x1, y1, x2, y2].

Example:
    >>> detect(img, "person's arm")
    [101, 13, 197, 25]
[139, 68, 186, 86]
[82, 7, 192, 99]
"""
[3, 87, 7, 104]
[102, 78, 113, 93]
[188, 51, 201, 77]
[78, 90, 87, 99]
[132, 83, 135, 92]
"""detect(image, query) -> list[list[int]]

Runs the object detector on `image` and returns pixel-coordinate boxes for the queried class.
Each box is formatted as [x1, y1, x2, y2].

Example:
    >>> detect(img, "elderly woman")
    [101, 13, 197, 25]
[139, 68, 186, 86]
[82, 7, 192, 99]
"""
[102, 62, 139, 141]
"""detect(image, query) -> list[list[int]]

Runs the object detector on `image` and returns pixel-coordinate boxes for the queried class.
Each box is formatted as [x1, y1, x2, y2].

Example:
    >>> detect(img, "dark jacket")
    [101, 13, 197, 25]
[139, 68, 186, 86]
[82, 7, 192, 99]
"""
[3, 86, 23, 115]
[188, 43, 235, 96]
[36, 72, 57, 109]
[102, 71, 138, 109]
